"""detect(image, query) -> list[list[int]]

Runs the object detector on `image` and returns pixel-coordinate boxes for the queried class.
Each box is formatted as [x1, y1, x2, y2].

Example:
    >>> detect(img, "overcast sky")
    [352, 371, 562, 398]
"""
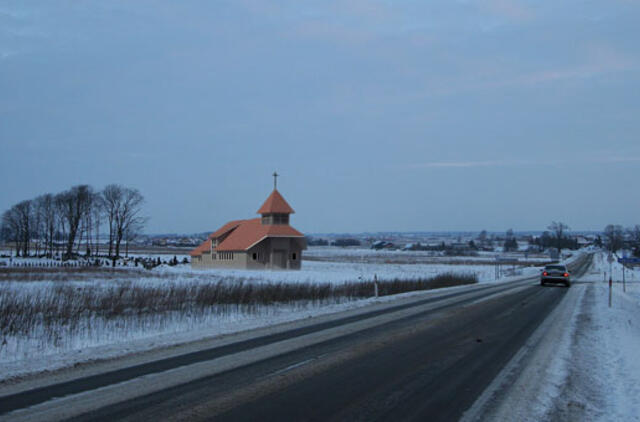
[1, 0, 639, 234]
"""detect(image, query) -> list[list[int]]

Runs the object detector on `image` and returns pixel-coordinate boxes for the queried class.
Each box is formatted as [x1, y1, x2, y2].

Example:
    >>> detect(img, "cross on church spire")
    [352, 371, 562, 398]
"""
[273, 171, 279, 190]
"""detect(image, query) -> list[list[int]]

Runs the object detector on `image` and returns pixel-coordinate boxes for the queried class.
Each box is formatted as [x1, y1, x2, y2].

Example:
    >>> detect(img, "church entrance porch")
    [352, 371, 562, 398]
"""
[272, 249, 287, 269]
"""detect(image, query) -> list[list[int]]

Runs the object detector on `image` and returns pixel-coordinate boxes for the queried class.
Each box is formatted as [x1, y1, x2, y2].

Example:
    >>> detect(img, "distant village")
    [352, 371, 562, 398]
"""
[144, 231, 598, 255]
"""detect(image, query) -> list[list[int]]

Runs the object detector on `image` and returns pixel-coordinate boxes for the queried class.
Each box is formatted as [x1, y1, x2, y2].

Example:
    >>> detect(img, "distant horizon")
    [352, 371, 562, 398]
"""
[145, 229, 603, 238]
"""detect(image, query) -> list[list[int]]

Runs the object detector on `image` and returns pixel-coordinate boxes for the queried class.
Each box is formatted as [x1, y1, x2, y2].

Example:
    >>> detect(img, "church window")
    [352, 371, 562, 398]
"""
[217, 252, 234, 260]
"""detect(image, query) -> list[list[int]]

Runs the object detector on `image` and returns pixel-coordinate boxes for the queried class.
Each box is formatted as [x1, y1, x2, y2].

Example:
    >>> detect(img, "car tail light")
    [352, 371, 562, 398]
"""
[564, 273, 569, 277]
[543, 271, 548, 276]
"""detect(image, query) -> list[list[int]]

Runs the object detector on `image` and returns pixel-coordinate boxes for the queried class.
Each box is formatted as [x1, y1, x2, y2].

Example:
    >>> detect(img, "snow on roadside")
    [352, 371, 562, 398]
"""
[543, 251, 640, 421]
[464, 250, 633, 422]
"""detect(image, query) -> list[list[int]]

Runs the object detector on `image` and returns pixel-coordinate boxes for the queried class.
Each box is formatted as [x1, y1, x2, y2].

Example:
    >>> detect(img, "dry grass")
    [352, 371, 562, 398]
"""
[0, 273, 476, 341]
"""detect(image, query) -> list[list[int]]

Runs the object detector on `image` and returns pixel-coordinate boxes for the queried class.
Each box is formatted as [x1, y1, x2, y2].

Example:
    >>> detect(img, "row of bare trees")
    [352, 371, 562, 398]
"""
[600, 224, 640, 255]
[1, 184, 146, 260]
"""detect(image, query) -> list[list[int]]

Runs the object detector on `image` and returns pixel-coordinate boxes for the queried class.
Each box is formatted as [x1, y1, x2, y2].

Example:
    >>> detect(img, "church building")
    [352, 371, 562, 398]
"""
[190, 175, 307, 270]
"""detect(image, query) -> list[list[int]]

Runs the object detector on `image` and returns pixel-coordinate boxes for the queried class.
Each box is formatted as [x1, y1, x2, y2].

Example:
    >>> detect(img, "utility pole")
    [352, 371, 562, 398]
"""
[374, 274, 379, 298]
[608, 252, 614, 308]
[623, 264, 626, 292]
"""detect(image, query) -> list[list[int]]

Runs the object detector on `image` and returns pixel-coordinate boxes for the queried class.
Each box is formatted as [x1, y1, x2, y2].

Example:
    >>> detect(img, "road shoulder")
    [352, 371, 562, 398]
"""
[465, 252, 640, 422]
[461, 283, 585, 422]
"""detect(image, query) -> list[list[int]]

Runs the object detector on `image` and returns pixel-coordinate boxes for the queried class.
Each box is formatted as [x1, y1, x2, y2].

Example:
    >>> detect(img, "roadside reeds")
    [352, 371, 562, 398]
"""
[0, 272, 477, 361]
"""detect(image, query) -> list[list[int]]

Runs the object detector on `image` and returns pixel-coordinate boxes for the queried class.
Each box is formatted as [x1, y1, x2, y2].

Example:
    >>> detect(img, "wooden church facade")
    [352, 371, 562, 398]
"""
[190, 182, 306, 270]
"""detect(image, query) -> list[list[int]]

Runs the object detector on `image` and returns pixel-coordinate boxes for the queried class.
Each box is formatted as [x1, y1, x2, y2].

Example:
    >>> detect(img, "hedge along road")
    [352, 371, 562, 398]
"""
[3, 254, 592, 421]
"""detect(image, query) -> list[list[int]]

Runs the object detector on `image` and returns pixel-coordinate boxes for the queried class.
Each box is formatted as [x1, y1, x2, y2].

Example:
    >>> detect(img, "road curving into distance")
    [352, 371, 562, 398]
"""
[1, 253, 592, 422]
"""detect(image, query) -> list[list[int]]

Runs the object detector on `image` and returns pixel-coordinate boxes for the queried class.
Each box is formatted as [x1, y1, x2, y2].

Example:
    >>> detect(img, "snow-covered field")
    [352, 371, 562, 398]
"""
[0, 248, 539, 284]
[0, 247, 550, 382]
[158, 259, 514, 284]
[304, 246, 552, 264]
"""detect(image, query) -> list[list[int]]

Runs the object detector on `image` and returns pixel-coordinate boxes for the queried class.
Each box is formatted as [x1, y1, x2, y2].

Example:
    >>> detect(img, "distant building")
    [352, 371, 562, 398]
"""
[371, 240, 395, 250]
[576, 236, 592, 248]
[190, 176, 306, 270]
[152, 238, 168, 247]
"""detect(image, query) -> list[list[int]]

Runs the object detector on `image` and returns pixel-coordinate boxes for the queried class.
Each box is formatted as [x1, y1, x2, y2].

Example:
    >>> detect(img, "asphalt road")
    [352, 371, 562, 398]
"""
[2, 255, 592, 422]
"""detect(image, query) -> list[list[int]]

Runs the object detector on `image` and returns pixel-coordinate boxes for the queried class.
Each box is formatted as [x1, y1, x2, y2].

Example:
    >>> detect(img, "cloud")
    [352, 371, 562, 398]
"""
[0, 8, 30, 19]
[483, 0, 535, 22]
[410, 160, 510, 168]
[410, 156, 640, 169]
[594, 156, 640, 164]
[238, 0, 399, 45]
[424, 57, 639, 98]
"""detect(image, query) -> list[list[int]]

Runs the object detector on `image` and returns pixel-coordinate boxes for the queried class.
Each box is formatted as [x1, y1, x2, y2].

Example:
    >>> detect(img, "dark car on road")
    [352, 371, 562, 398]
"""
[540, 264, 571, 287]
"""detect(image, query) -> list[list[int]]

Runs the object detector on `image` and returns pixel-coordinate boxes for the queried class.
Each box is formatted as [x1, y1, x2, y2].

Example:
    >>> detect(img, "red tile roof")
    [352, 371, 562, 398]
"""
[216, 218, 304, 251]
[257, 189, 295, 214]
[190, 218, 305, 256]
[190, 220, 243, 257]
[211, 220, 244, 238]
[189, 239, 211, 257]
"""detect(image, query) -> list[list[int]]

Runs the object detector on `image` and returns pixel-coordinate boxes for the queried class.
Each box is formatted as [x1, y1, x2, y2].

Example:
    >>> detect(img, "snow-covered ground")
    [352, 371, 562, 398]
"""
[304, 246, 552, 263]
[157, 259, 524, 284]
[0, 247, 550, 382]
[148, 245, 548, 283]
[544, 252, 640, 421]
[0, 261, 504, 363]
[481, 250, 640, 421]
[0, 283, 485, 383]
[0, 258, 529, 284]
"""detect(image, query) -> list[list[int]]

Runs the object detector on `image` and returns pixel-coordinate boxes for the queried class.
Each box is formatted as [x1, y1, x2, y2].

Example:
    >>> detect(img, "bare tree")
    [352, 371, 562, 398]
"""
[100, 185, 146, 259]
[92, 193, 105, 256]
[547, 221, 570, 253]
[32, 198, 44, 256]
[0, 217, 14, 253]
[14, 200, 33, 257]
[114, 187, 145, 259]
[548, 221, 569, 240]
[102, 184, 122, 258]
[55, 191, 73, 259]
[55, 185, 92, 259]
[626, 225, 640, 257]
[503, 228, 518, 252]
[2, 183, 145, 262]
[627, 225, 640, 245]
[36, 194, 57, 258]
[79, 192, 98, 256]
[54, 196, 67, 257]
[603, 224, 624, 253]
[123, 217, 146, 258]
[1, 207, 21, 256]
